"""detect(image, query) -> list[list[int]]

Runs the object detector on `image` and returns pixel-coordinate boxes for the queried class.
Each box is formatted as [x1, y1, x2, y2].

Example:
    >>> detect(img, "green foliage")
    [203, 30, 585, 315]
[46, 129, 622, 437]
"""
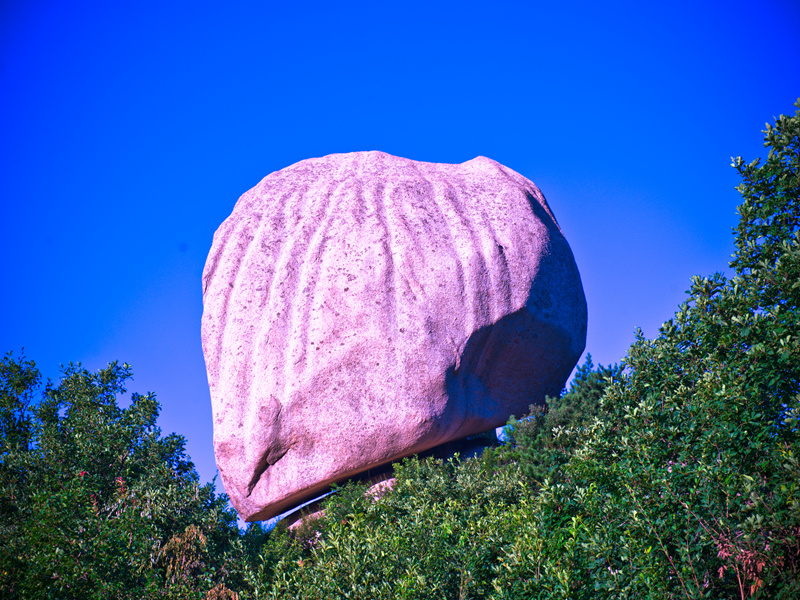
[248, 454, 531, 600]
[0, 355, 246, 599]
[500, 100, 800, 598]
[509, 354, 623, 483]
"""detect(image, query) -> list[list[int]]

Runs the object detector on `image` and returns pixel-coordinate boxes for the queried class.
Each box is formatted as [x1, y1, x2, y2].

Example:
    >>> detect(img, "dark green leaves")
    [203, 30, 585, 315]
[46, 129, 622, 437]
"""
[0, 356, 244, 600]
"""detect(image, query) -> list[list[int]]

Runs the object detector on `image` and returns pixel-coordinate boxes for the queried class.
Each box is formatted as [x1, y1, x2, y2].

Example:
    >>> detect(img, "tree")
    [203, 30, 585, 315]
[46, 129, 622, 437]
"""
[248, 453, 530, 600]
[0, 353, 41, 594]
[497, 100, 800, 598]
[508, 354, 623, 483]
[0, 355, 246, 599]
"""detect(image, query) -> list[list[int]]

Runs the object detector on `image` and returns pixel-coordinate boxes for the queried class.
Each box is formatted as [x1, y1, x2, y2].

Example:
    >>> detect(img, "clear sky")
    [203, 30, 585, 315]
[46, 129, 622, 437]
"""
[1, 0, 798, 490]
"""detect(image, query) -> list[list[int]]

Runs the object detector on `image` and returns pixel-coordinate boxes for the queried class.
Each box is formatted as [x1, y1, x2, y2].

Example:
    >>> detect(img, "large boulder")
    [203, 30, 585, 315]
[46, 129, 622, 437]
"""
[201, 151, 587, 521]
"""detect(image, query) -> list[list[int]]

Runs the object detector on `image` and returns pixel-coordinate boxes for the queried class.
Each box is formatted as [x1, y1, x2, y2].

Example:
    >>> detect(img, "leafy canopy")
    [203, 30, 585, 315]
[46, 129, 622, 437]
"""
[0, 356, 245, 600]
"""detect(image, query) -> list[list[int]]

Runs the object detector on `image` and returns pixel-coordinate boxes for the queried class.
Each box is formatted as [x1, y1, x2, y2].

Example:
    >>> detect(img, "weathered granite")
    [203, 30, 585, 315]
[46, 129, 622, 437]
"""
[201, 151, 587, 521]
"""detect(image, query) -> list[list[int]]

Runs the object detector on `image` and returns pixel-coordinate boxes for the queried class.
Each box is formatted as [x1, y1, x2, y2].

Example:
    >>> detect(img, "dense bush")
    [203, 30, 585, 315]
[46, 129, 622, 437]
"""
[250, 454, 527, 599]
[494, 100, 800, 598]
[0, 357, 247, 599]
[507, 354, 623, 484]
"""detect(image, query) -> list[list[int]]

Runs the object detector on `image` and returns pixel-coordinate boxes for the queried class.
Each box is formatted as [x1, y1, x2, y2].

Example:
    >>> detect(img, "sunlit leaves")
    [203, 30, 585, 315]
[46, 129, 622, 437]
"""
[0, 357, 244, 599]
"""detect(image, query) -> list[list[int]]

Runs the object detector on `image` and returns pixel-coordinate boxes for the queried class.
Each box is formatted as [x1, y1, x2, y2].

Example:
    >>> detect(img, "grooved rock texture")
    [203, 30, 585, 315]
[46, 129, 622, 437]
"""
[202, 151, 587, 521]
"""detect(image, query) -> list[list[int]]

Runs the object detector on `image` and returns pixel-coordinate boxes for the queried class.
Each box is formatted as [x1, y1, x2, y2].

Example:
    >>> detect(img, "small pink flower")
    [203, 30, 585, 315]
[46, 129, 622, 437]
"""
[79, 471, 86, 478]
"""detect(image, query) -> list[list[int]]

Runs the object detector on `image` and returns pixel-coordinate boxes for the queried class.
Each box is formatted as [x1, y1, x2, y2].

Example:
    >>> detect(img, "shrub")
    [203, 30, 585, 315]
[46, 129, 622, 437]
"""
[492, 100, 800, 599]
[0, 356, 246, 599]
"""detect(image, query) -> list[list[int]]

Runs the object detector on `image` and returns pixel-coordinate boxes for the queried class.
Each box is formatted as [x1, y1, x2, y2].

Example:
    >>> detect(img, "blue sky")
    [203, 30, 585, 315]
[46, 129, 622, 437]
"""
[1, 0, 798, 489]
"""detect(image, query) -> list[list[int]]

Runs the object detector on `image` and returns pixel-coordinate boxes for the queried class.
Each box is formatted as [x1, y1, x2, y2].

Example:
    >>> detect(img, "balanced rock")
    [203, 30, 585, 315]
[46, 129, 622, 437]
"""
[201, 151, 587, 521]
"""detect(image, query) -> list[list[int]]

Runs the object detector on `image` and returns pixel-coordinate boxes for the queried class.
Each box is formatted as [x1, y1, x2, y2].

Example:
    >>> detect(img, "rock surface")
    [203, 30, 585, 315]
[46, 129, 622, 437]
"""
[201, 151, 587, 521]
